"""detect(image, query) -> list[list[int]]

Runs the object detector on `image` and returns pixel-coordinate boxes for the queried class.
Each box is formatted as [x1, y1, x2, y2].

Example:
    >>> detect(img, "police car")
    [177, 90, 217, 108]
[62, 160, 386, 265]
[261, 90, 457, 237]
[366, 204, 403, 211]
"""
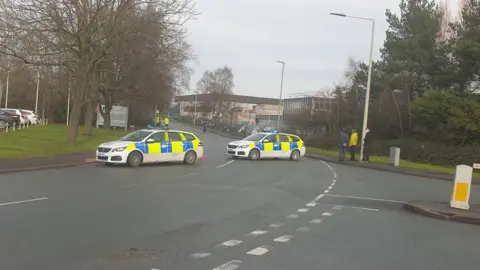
[226, 131, 306, 160]
[96, 127, 204, 167]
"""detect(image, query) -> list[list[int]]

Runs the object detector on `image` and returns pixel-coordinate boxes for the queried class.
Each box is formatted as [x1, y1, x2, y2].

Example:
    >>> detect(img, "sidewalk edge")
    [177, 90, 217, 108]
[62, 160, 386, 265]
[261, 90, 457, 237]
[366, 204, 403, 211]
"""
[0, 159, 96, 174]
[403, 202, 480, 225]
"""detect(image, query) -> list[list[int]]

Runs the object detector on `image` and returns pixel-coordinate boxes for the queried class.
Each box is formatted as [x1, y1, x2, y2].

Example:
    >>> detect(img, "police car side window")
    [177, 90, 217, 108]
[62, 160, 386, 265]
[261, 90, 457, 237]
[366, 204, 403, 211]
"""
[182, 133, 196, 141]
[151, 132, 166, 142]
[279, 135, 289, 142]
[168, 132, 182, 142]
[290, 136, 300, 142]
[264, 134, 276, 142]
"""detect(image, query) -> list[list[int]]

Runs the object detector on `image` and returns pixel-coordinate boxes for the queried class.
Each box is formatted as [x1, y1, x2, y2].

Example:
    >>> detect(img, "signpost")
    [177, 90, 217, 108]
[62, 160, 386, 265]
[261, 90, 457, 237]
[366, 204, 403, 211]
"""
[96, 105, 129, 131]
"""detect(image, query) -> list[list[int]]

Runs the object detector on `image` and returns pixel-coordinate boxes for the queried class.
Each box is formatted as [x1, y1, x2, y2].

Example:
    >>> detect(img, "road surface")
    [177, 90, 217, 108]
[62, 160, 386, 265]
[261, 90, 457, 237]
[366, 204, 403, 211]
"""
[1, 123, 479, 270]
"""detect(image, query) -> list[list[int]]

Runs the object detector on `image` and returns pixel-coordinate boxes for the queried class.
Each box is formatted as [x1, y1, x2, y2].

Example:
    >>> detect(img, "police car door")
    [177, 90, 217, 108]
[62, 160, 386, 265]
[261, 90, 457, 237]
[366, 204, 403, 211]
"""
[261, 134, 277, 158]
[279, 134, 292, 157]
[167, 131, 184, 161]
[145, 131, 168, 162]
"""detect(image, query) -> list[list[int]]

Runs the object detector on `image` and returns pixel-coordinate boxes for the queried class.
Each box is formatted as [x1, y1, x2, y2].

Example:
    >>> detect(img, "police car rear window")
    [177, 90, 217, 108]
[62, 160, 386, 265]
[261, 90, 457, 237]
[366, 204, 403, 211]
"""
[183, 133, 196, 141]
[290, 136, 300, 142]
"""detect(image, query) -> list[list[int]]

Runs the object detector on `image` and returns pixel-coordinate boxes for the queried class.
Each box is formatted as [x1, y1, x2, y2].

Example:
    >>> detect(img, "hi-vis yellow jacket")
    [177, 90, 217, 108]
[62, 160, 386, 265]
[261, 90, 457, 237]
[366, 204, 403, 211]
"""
[349, 132, 358, 146]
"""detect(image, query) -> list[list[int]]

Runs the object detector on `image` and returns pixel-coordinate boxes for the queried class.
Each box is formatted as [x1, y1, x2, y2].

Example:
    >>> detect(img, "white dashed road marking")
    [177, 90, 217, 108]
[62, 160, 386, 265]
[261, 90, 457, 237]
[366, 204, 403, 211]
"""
[268, 223, 284, 228]
[247, 246, 272, 256]
[322, 212, 333, 216]
[332, 205, 343, 210]
[306, 202, 316, 207]
[296, 226, 311, 232]
[215, 160, 235, 169]
[286, 214, 299, 219]
[297, 208, 309, 212]
[248, 230, 268, 236]
[315, 194, 325, 200]
[320, 160, 337, 178]
[218, 240, 242, 247]
[324, 189, 330, 193]
[0, 197, 48, 207]
[191, 252, 211, 259]
[274, 235, 293, 243]
[310, 219, 323, 224]
[213, 260, 242, 270]
[323, 194, 405, 204]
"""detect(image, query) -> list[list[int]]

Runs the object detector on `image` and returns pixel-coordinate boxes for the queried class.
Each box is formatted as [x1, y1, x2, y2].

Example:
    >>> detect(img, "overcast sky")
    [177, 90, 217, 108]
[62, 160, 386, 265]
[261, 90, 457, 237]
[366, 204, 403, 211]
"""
[185, 0, 458, 98]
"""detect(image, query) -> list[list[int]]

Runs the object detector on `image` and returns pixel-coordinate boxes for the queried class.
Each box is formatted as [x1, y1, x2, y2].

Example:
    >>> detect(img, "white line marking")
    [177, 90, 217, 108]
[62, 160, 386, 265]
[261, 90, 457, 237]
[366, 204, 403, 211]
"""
[213, 260, 242, 270]
[173, 172, 198, 179]
[247, 246, 271, 256]
[218, 240, 242, 247]
[324, 190, 330, 193]
[324, 194, 406, 204]
[319, 203, 379, 212]
[297, 208, 309, 212]
[286, 214, 299, 219]
[268, 223, 284, 228]
[191, 252, 211, 259]
[315, 194, 325, 200]
[327, 186, 333, 190]
[296, 226, 311, 232]
[322, 212, 333, 216]
[310, 219, 323, 224]
[0, 197, 48, 207]
[215, 160, 235, 169]
[306, 202, 316, 207]
[274, 235, 293, 243]
[248, 230, 268, 235]
[333, 180, 336, 183]
[320, 160, 337, 178]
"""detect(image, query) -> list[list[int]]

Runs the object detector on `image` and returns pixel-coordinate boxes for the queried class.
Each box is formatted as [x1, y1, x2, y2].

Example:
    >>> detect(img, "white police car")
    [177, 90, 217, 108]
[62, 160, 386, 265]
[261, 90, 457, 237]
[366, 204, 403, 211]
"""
[96, 127, 204, 167]
[226, 131, 306, 160]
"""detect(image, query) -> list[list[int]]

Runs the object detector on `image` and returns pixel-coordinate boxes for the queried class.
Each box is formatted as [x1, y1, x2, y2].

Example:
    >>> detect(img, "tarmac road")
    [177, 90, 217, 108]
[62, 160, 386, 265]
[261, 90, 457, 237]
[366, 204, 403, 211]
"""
[0, 123, 480, 270]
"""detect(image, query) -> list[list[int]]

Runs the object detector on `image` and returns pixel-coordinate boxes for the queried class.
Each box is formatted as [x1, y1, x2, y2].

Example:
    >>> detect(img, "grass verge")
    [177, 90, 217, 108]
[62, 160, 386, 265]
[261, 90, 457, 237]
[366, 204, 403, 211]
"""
[0, 125, 128, 159]
[307, 147, 480, 177]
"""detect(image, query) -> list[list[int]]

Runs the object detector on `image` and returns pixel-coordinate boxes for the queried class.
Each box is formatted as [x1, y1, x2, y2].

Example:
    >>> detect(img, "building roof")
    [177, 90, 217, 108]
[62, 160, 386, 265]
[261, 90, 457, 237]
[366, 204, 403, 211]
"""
[175, 94, 279, 105]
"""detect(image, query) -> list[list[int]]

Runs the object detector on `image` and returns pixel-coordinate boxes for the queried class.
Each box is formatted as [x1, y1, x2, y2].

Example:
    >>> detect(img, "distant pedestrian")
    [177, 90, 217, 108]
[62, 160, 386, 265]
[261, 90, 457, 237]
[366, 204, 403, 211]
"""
[338, 129, 349, 161]
[362, 128, 371, 163]
[349, 128, 358, 161]
[155, 115, 161, 127]
[164, 117, 169, 129]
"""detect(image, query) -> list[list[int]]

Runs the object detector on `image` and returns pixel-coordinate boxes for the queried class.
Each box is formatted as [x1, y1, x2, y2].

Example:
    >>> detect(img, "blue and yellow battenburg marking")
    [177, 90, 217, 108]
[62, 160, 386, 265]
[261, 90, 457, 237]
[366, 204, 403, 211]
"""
[251, 135, 303, 152]
[126, 132, 200, 154]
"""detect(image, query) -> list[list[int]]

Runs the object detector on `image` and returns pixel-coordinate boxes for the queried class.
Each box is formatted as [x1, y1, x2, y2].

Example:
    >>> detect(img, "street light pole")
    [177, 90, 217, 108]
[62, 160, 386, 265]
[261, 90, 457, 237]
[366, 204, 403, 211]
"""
[5, 69, 9, 108]
[276, 60, 285, 130]
[35, 71, 40, 114]
[330, 12, 375, 162]
[193, 93, 197, 125]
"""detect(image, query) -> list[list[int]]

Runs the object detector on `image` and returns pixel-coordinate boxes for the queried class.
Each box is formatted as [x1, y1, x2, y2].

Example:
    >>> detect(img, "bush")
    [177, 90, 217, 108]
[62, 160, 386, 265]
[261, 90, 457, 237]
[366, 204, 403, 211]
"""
[306, 136, 480, 166]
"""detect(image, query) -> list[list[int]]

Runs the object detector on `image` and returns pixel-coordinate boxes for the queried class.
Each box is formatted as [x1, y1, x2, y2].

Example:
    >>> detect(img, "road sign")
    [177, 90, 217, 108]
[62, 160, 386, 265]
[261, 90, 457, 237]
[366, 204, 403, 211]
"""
[473, 163, 480, 169]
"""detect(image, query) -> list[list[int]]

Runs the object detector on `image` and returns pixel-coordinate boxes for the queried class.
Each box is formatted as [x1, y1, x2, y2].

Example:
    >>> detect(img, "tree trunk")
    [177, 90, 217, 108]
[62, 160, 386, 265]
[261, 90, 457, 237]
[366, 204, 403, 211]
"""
[102, 109, 111, 129]
[83, 100, 95, 136]
[67, 95, 83, 144]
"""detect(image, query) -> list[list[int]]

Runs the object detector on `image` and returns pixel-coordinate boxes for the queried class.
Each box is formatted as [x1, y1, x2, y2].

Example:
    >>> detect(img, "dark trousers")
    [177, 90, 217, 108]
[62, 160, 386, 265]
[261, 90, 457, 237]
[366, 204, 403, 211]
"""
[338, 144, 347, 161]
[350, 146, 356, 161]
[362, 145, 370, 162]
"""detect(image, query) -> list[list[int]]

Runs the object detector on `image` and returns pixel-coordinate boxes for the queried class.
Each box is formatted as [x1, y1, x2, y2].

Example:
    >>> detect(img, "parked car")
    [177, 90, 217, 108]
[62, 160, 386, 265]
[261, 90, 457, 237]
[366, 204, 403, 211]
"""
[1, 108, 27, 124]
[20, 110, 39, 125]
[0, 109, 20, 128]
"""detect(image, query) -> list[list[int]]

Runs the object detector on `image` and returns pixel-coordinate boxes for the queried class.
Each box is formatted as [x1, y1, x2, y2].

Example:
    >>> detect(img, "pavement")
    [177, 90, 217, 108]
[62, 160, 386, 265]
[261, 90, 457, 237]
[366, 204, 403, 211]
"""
[1, 122, 480, 270]
[0, 153, 95, 174]
[405, 201, 480, 225]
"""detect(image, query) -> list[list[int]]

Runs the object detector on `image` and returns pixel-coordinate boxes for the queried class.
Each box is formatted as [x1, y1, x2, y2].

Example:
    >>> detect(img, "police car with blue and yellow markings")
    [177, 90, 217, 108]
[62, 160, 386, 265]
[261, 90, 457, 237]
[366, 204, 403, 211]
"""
[226, 131, 306, 160]
[96, 128, 203, 167]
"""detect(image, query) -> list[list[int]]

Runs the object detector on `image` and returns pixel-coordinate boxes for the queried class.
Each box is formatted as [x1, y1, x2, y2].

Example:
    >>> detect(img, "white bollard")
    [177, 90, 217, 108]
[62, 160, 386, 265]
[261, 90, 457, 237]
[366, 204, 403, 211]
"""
[389, 147, 400, 167]
[5, 123, 8, 132]
[13, 122, 16, 131]
[450, 164, 473, 210]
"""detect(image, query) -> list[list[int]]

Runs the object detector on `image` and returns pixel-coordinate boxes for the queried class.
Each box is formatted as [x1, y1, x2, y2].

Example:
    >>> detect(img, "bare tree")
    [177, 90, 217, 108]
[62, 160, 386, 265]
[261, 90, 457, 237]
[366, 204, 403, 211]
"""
[196, 66, 234, 117]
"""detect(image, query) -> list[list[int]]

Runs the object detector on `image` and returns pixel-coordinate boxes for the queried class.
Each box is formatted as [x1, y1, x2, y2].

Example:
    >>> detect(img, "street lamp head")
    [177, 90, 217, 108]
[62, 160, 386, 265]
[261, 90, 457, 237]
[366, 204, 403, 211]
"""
[330, 12, 346, 17]
[276, 60, 285, 64]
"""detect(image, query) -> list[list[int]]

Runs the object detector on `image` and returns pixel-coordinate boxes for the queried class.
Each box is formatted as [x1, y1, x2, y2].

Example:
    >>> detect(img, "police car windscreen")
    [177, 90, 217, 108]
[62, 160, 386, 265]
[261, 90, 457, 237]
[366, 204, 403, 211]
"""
[120, 130, 152, 142]
[244, 133, 265, 141]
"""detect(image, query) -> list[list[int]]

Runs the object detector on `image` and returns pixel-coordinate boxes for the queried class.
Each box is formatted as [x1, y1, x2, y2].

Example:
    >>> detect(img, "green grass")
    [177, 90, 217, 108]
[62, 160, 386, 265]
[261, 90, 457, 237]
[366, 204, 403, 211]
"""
[307, 147, 480, 177]
[0, 125, 128, 159]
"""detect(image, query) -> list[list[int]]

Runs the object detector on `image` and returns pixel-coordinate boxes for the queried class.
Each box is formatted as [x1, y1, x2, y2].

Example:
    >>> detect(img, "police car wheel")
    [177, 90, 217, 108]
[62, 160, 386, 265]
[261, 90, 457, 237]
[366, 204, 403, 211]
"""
[290, 150, 300, 161]
[183, 150, 197, 165]
[248, 149, 260, 160]
[127, 151, 143, 167]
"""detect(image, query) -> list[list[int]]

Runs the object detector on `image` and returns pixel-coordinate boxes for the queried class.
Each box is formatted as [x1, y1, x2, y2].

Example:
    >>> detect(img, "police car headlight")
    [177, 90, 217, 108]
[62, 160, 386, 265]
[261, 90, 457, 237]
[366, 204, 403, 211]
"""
[238, 144, 249, 149]
[113, 146, 127, 152]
